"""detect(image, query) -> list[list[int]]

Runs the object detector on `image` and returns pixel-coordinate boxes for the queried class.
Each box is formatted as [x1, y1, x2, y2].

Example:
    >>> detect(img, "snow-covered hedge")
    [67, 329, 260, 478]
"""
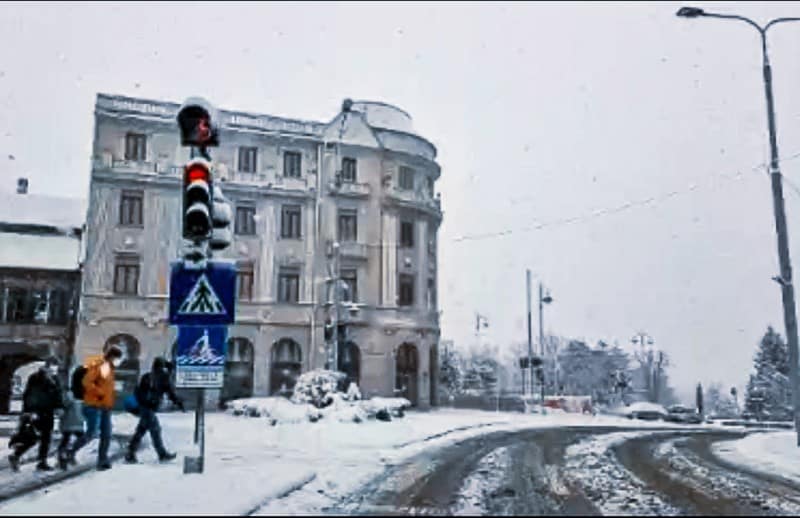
[290, 369, 346, 409]
[225, 394, 410, 425]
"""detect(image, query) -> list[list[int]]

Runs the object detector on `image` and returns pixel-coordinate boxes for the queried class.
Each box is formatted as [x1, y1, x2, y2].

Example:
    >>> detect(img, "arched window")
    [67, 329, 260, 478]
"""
[395, 343, 419, 406]
[270, 338, 302, 396]
[221, 338, 254, 404]
[104, 334, 141, 410]
[338, 341, 360, 389]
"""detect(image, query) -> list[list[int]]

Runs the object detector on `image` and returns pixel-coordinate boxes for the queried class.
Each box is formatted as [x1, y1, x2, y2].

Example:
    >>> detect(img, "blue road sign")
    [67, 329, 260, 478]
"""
[175, 325, 228, 388]
[169, 260, 236, 325]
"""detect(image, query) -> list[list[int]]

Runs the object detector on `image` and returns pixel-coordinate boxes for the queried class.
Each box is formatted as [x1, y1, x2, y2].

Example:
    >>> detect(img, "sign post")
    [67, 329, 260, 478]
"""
[169, 260, 235, 474]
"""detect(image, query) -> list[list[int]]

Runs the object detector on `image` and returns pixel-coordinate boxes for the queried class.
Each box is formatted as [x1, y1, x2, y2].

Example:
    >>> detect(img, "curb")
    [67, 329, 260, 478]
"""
[243, 471, 317, 516]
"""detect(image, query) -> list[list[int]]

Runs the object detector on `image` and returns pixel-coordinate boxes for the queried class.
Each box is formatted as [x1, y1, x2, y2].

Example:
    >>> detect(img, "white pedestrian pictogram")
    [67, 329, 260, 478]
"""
[178, 274, 226, 315]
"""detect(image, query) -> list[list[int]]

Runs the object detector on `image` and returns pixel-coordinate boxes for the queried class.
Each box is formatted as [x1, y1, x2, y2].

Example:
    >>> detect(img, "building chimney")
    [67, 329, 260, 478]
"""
[17, 177, 28, 195]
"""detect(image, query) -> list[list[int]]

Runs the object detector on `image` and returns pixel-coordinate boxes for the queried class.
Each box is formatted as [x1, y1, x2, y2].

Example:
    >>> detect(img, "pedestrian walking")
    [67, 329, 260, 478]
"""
[125, 357, 184, 463]
[57, 387, 84, 470]
[69, 345, 123, 471]
[8, 357, 64, 472]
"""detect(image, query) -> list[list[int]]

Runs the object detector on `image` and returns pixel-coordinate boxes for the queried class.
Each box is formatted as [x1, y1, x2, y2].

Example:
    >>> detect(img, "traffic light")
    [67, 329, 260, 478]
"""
[209, 183, 232, 251]
[177, 97, 219, 148]
[324, 318, 334, 342]
[183, 158, 213, 241]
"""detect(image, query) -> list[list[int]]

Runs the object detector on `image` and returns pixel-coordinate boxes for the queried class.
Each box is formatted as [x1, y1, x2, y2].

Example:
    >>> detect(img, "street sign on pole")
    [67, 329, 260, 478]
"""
[174, 325, 227, 389]
[169, 260, 236, 326]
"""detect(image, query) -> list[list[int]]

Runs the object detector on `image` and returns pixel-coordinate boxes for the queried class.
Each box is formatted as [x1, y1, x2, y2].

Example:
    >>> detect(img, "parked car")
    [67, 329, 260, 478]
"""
[625, 402, 667, 421]
[665, 405, 703, 424]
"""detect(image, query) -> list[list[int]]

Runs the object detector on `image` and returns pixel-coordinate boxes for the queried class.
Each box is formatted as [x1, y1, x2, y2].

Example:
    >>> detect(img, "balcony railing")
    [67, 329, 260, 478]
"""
[329, 181, 371, 198]
[338, 241, 368, 260]
[386, 187, 442, 212]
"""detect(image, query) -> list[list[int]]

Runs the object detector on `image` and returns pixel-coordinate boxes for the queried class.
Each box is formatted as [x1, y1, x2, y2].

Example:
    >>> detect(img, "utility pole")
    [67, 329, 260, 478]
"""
[676, 5, 800, 447]
[538, 282, 545, 403]
[526, 270, 533, 397]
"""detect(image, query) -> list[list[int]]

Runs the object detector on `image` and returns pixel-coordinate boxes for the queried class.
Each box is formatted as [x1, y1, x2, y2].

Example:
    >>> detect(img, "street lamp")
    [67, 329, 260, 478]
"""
[539, 283, 553, 399]
[677, 6, 800, 446]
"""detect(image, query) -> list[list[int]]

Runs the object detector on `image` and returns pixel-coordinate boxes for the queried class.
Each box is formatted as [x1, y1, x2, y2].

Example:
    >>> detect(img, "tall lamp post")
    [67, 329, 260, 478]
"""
[677, 6, 800, 445]
[539, 283, 553, 399]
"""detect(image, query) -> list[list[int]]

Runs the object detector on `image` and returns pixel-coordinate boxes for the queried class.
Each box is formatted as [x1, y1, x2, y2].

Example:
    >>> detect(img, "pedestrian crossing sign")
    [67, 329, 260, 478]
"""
[175, 325, 227, 388]
[169, 261, 236, 325]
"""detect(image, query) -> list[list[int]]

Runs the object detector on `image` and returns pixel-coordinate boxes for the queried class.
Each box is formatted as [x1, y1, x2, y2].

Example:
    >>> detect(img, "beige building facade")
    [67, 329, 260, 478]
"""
[76, 93, 442, 408]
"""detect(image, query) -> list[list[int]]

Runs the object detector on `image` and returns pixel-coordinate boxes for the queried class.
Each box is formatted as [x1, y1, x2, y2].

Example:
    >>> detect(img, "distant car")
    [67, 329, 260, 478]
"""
[625, 402, 667, 421]
[665, 405, 703, 424]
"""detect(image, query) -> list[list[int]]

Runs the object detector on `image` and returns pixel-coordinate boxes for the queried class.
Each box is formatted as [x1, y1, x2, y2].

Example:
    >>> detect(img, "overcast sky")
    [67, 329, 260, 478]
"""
[2, 1, 800, 402]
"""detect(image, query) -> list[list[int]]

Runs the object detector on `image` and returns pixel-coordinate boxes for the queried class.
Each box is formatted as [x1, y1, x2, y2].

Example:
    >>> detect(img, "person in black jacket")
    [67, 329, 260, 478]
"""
[9, 357, 64, 471]
[125, 357, 185, 463]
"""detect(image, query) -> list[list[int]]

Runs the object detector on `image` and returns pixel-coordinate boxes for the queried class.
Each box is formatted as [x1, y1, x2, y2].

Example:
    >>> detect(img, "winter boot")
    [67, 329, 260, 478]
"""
[124, 450, 138, 464]
[36, 461, 54, 472]
[8, 454, 20, 472]
[158, 451, 177, 462]
[58, 452, 68, 471]
[96, 461, 112, 471]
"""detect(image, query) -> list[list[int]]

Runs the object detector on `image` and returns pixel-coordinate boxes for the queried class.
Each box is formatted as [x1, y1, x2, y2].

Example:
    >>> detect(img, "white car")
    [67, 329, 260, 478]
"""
[624, 402, 668, 421]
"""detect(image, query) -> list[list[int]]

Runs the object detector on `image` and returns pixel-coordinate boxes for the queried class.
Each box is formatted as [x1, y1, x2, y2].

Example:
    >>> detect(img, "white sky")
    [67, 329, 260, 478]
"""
[2, 1, 800, 402]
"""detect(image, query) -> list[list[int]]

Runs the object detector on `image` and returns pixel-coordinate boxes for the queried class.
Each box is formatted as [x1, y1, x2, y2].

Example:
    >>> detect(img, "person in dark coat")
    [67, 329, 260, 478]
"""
[9, 357, 64, 471]
[125, 357, 185, 463]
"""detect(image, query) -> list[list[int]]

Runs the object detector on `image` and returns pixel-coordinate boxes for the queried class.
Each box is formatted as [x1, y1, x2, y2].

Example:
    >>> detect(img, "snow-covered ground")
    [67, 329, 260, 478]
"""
[564, 431, 682, 516]
[712, 431, 800, 486]
[0, 407, 695, 515]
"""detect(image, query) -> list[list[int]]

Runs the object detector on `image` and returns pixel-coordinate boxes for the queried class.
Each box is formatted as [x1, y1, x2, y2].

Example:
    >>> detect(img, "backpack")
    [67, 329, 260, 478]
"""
[71, 365, 88, 400]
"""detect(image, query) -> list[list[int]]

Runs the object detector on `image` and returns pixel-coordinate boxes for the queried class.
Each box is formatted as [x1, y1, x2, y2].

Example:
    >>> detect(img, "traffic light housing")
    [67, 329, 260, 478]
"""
[183, 158, 213, 241]
[209, 183, 232, 251]
[324, 318, 334, 342]
[177, 98, 219, 148]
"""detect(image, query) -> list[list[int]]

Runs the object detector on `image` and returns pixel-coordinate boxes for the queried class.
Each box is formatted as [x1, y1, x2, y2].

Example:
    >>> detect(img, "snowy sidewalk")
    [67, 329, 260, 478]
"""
[712, 431, 800, 486]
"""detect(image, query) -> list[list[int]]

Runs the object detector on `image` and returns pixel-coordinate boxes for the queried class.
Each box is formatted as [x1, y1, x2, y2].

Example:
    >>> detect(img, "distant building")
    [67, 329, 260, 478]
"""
[0, 179, 85, 413]
[77, 93, 443, 408]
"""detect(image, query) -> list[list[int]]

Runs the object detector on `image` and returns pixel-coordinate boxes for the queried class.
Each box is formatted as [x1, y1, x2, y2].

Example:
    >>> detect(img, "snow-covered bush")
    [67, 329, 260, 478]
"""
[358, 397, 411, 419]
[343, 382, 362, 402]
[225, 397, 319, 425]
[291, 369, 347, 409]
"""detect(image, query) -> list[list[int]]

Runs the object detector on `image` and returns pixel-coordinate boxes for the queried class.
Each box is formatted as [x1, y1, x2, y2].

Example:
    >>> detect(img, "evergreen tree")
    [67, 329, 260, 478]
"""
[744, 326, 792, 420]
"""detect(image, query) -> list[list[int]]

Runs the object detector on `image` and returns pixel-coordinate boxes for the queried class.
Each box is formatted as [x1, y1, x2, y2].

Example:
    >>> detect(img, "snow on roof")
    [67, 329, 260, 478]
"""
[0, 232, 81, 271]
[0, 191, 86, 231]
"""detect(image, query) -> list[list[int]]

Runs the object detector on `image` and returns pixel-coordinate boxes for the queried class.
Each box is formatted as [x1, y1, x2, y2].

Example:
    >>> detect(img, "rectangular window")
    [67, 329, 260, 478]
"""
[399, 166, 414, 190]
[427, 177, 435, 197]
[428, 232, 437, 255]
[337, 209, 358, 242]
[281, 205, 302, 239]
[238, 146, 258, 173]
[342, 157, 357, 183]
[237, 263, 254, 301]
[400, 220, 414, 248]
[124, 133, 147, 162]
[119, 190, 144, 227]
[341, 268, 357, 303]
[283, 151, 302, 178]
[5, 287, 29, 322]
[113, 255, 140, 295]
[48, 289, 68, 325]
[427, 278, 436, 310]
[278, 267, 300, 303]
[235, 206, 256, 235]
[398, 274, 415, 307]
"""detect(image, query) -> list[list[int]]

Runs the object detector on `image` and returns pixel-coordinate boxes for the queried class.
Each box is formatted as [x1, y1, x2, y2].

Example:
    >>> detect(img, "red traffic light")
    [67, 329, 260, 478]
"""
[185, 160, 211, 184]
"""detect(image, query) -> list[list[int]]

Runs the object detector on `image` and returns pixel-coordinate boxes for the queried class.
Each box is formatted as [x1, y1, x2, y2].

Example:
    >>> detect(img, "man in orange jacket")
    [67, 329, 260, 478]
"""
[69, 345, 123, 471]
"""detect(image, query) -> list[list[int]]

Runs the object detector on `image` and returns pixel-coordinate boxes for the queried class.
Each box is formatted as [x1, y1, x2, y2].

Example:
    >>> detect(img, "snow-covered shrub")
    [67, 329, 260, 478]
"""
[343, 382, 362, 402]
[359, 397, 411, 419]
[291, 369, 347, 409]
[225, 397, 319, 424]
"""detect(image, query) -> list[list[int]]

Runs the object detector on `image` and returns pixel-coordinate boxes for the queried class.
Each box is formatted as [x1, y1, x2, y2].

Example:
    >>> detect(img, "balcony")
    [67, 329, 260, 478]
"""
[385, 187, 442, 213]
[329, 180, 371, 199]
[338, 241, 368, 261]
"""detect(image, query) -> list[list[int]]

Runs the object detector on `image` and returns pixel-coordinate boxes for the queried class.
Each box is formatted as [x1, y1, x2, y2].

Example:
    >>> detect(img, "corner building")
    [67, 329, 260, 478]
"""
[76, 94, 442, 409]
